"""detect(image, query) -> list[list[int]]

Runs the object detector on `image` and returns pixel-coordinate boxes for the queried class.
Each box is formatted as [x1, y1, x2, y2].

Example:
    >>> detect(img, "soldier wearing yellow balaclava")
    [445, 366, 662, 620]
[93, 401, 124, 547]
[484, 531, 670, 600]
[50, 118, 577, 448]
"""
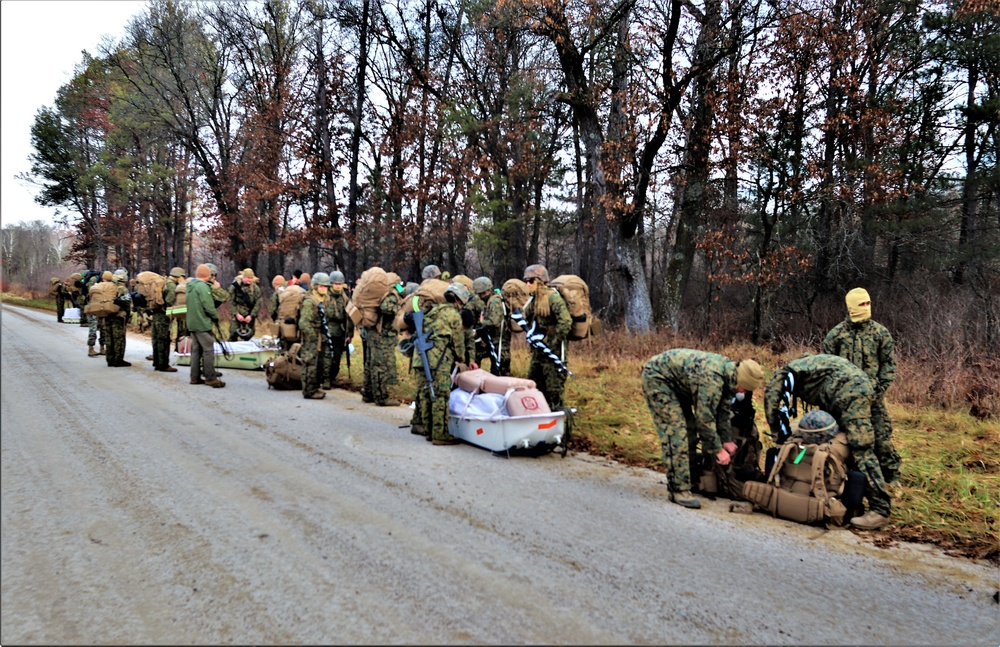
[822, 287, 901, 484]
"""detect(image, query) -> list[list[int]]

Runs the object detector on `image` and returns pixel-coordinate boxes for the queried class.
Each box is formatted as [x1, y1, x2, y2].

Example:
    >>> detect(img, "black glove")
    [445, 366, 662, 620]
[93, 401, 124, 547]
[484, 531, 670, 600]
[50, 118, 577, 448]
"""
[403, 311, 416, 334]
[460, 309, 475, 329]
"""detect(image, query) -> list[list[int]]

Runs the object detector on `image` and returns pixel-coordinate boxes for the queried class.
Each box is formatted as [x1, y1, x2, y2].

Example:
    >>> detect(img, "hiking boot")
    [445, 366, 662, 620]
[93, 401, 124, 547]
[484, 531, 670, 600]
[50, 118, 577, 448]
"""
[361, 393, 375, 403]
[376, 399, 401, 407]
[305, 391, 326, 399]
[146, 354, 154, 361]
[114, 361, 132, 367]
[411, 424, 426, 436]
[157, 366, 178, 373]
[850, 511, 890, 530]
[191, 378, 206, 385]
[98, 346, 106, 355]
[205, 379, 225, 388]
[669, 491, 702, 509]
[432, 436, 461, 446]
[88, 346, 99, 357]
[321, 382, 333, 390]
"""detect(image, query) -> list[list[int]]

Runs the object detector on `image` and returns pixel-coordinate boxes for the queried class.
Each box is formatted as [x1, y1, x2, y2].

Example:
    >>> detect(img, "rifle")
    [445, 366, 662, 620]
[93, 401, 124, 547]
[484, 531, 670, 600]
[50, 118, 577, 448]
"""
[317, 301, 336, 358]
[475, 326, 500, 370]
[411, 308, 437, 401]
[509, 309, 573, 376]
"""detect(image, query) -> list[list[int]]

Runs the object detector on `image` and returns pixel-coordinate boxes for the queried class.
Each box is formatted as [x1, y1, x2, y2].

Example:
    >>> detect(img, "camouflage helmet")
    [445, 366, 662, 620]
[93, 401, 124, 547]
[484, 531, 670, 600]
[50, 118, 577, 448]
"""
[421, 264, 442, 280]
[70, 272, 83, 281]
[402, 282, 419, 297]
[445, 282, 471, 305]
[112, 269, 128, 283]
[169, 267, 186, 278]
[312, 271, 332, 287]
[472, 277, 493, 294]
[523, 264, 549, 283]
[206, 262, 219, 276]
[330, 270, 345, 284]
[797, 410, 839, 444]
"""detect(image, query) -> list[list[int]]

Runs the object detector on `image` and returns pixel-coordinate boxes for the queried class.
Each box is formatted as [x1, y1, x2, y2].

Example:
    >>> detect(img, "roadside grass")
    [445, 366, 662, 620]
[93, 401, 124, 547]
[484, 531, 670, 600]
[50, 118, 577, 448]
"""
[1, 292, 57, 310]
[8, 294, 997, 561]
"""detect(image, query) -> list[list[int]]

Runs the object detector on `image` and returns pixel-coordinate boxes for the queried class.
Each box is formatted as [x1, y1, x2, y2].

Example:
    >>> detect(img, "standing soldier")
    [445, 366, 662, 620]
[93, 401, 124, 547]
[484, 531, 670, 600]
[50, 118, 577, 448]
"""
[150, 271, 177, 373]
[205, 263, 231, 309]
[299, 272, 332, 400]
[364, 273, 403, 406]
[413, 283, 469, 445]
[473, 277, 509, 375]
[164, 267, 188, 352]
[105, 269, 132, 367]
[641, 350, 765, 509]
[228, 268, 262, 340]
[321, 271, 353, 390]
[521, 264, 573, 409]
[822, 288, 901, 484]
[86, 271, 110, 357]
[51, 277, 68, 322]
[763, 354, 892, 529]
[65, 273, 83, 320]
[268, 275, 286, 321]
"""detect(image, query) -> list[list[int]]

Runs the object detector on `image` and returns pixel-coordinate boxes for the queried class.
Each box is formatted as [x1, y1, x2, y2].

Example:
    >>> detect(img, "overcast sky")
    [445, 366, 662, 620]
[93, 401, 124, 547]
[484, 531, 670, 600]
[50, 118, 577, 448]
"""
[1, 0, 149, 229]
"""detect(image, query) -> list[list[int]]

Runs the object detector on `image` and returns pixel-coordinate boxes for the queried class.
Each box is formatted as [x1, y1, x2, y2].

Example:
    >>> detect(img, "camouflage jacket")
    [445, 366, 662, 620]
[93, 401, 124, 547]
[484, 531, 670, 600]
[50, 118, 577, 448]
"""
[323, 288, 352, 337]
[764, 354, 873, 437]
[298, 292, 326, 348]
[464, 294, 485, 322]
[377, 290, 400, 337]
[412, 302, 466, 373]
[480, 291, 506, 334]
[268, 288, 282, 320]
[228, 281, 262, 318]
[113, 282, 132, 319]
[643, 349, 737, 452]
[164, 278, 180, 307]
[524, 288, 572, 349]
[822, 316, 895, 396]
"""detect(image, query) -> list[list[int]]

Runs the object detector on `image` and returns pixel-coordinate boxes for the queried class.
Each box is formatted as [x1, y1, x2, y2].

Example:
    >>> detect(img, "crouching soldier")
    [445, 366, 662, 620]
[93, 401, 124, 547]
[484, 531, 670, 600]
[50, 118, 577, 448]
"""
[763, 354, 892, 530]
[641, 349, 766, 509]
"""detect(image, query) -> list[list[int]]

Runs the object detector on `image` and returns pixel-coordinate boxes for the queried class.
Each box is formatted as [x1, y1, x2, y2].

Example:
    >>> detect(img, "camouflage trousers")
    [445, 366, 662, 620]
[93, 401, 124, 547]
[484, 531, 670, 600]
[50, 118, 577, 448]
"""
[300, 340, 322, 398]
[323, 335, 348, 387]
[871, 395, 901, 483]
[528, 348, 567, 409]
[365, 331, 398, 403]
[87, 314, 105, 347]
[105, 315, 126, 366]
[151, 310, 171, 370]
[174, 318, 188, 352]
[642, 372, 701, 492]
[841, 411, 892, 517]
[56, 293, 66, 321]
[416, 366, 453, 441]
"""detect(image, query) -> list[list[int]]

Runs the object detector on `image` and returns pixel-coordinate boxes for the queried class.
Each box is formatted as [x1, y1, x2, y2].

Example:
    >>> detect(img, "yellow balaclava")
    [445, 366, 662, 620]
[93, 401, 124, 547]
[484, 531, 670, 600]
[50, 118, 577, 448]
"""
[846, 288, 871, 323]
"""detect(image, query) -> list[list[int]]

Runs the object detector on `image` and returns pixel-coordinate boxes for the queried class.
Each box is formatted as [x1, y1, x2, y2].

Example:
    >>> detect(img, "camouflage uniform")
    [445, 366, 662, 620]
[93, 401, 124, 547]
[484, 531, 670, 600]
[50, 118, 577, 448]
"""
[164, 277, 187, 352]
[84, 275, 105, 351]
[366, 289, 400, 404]
[150, 281, 171, 371]
[477, 290, 510, 375]
[322, 288, 353, 388]
[298, 292, 327, 398]
[105, 281, 131, 367]
[228, 280, 262, 340]
[523, 288, 573, 408]
[641, 350, 737, 494]
[823, 316, 901, 483]
[414, 302, 466, 442]
[464, 294, 485, 325]
[764, 354, 892, 517]
[53, 279, 68, 322]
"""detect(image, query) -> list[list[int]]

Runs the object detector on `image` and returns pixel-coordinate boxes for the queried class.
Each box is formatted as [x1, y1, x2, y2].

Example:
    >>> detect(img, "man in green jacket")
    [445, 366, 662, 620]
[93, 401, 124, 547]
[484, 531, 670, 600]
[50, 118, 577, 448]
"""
[186, 264, 224, 388]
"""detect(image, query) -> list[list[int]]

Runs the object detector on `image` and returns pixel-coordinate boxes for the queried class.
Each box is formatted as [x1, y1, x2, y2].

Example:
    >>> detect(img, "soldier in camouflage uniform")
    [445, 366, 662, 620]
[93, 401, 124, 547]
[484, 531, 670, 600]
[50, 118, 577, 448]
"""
[473, 277, 510, 375]
[415, 283, 469, 445]
[268, 275, 286, 320]
[822, 288, 901, 484]
[321, 271, 354, 390]
[86, 271, 109, 357]
[365, 273, 403, 406]
[206, 263, 231, 308]
[522, 264, 573, 409]
[228, 268, 262, 340]
[642, 350, 766, 508]
[164, 267, 187, 352]
[51, 277, 70, 322]
[764, 353, 892, 529]
[105, 269, 132, 367]
[299, 272, 332, 400]
[150, 270, 177, 373]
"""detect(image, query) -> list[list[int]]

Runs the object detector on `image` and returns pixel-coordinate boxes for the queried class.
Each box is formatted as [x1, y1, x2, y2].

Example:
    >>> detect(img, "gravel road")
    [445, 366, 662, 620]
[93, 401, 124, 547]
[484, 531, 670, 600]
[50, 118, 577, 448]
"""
[1, 303, 997, 645]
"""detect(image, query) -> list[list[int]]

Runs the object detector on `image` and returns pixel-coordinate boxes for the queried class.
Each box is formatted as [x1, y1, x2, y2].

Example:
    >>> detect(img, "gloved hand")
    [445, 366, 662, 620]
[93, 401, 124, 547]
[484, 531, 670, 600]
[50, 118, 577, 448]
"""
[723, 441, 738, 456]
[716, 448, 731, 466]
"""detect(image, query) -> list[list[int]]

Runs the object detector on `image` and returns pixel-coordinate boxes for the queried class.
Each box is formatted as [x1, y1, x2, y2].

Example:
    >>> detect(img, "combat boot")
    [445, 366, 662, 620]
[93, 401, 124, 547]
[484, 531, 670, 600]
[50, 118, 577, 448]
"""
[849, 511, 889, 530]
[411, 424, 426, 436]
[669, 491, 702, 509]
[305, 391, 326, 399]
[88, 345, 99, 357]
[432, 436, 461, 446]
[321, 382, 333, 390]
[376, 399, 401, 407]
[98, 345, 106, 355]
[205, 379, 226, 388]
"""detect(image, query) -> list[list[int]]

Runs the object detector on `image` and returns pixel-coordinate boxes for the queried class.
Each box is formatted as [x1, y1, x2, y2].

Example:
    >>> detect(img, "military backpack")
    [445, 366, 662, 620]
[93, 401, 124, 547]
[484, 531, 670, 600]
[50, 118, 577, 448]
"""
[350, 267, 391, 327]
[549, 275, 600, 340]
[276, 284, 308, 341]
[84, 281, 121, 317]
[264, 343, 303, 390]
[135, 271, 167, 310]
[167, 279, 188, 319]
[394, 278, 450, 334]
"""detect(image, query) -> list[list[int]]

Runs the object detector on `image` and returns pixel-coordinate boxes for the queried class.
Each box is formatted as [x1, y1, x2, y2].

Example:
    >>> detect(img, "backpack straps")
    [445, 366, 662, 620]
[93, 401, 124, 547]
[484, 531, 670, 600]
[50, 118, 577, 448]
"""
[768, 441, 799, 488]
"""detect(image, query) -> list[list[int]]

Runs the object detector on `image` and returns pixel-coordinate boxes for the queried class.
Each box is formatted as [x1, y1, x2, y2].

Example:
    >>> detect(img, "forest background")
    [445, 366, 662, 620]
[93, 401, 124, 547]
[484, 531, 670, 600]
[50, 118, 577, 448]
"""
[1, 0, 997, 556]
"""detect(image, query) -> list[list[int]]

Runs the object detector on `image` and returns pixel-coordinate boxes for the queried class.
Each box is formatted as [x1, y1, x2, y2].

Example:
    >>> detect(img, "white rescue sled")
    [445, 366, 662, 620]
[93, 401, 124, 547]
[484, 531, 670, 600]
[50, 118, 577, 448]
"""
[63, 307, 82, 323]
[446, 370, 568, 455]
[174, 338, 277, 370]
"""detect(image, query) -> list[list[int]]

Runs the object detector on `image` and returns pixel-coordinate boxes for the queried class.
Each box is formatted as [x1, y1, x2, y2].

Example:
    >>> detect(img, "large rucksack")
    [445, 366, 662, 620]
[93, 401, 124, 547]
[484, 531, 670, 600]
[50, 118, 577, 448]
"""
[696, 421, 766, 501]
[167, 279, 188, 319]
[84, 281, 121, 317]
[350, 267, 391, 328]
[76, 269, 102, 298]
[549, 275, 599, 340]
[135, 271, 167, 309]
[394, 278, 450, 333]
[276, 285, 308, 341]
[264, 343, 303, 390]
[743, 432, 852, 525]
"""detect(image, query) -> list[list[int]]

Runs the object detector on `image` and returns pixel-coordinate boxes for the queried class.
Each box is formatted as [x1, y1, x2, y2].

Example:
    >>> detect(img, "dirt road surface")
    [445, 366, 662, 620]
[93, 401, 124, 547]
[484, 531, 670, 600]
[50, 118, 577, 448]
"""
[2, 303, 997, 645]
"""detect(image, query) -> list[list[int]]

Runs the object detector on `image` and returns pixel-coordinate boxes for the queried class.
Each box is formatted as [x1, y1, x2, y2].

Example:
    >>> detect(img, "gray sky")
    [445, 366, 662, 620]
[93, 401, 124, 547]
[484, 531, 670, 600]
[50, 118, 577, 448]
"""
[1, 0, 149, 229]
